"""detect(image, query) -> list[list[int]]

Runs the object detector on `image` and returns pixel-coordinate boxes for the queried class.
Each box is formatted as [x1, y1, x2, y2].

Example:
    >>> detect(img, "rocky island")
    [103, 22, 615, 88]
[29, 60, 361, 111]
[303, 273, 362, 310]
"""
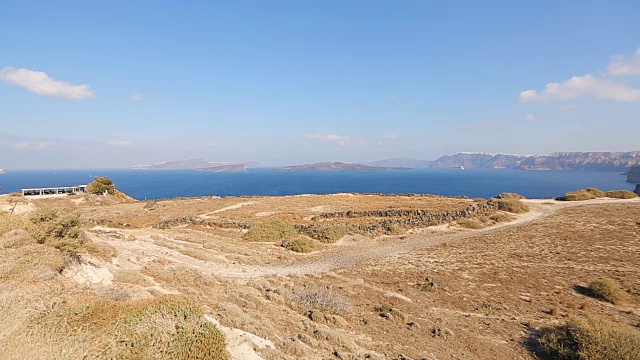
[628, 165, 640, 183]
[273, 162, 412, 172]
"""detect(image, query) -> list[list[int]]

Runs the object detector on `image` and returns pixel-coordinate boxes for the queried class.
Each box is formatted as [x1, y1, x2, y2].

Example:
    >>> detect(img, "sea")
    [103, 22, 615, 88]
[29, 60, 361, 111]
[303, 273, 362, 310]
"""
[0, 168, 634, 201]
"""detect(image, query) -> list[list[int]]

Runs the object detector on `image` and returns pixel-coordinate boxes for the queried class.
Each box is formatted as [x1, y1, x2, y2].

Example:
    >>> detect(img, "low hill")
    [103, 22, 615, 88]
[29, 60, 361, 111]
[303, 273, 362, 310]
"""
[273, 162, 412, 172]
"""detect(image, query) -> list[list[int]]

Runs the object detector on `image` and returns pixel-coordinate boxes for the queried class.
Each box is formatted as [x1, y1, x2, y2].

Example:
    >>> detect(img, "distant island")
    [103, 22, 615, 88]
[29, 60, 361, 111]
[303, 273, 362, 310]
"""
[131, 159, 262, 172]
[132, 151, 640, 174]
[195, 164, 246, 173]
[273, 162, 412, 172]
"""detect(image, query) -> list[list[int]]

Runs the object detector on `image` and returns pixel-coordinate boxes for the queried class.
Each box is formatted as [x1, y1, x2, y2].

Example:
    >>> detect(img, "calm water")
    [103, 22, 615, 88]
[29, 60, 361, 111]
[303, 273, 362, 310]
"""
[0, 168, 633, 200]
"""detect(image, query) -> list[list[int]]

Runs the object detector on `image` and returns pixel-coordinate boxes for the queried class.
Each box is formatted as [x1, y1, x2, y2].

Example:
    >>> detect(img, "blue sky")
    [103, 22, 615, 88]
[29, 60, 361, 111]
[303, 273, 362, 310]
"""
[1, 0, 639, 168]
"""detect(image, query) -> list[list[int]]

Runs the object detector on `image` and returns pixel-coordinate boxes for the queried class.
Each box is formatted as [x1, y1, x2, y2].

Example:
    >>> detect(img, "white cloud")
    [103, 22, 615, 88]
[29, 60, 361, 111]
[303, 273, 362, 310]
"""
[608, 48, 640, 76]
[106, 140, 132, 147]
[130, 94, 143, 101]
[11, 142, 31, 150]
[0, 67, 94, 100]
[524, 114, 535, 121]
[303, 134, 368, 146]
[519, 74, 640, 102]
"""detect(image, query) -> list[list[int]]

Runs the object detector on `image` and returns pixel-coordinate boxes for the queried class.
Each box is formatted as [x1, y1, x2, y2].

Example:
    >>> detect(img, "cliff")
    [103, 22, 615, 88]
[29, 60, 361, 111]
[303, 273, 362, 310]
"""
[430, 151, 640, 171]
[627, 166, 640, 183]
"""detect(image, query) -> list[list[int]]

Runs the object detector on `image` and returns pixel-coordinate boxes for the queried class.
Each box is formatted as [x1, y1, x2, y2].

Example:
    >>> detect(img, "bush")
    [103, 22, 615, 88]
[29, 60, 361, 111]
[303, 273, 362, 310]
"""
[283, 237, 315, 253]
[292, 287, 348, 314]
[303, 224, 354, 243]
[584, 188, 606, 198]
[491, 199, 530, 213]
[456, 219, 484, 229]
[557, 188, 606, 201]
[496, 192, 526, 200]
[243, 221, 297, 242]
[537, 316, 640, 360]
[87, 176, 115, 195]
[587, 279, 629, 305]
[605, 190, 637, 199]
[28, 207, 86, 254]
[385, 224, 407, 235]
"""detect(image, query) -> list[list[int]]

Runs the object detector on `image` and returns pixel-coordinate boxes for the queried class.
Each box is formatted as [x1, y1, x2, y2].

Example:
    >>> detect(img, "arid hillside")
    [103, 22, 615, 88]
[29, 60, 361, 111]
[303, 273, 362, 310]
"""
[1, 192, 639, 359]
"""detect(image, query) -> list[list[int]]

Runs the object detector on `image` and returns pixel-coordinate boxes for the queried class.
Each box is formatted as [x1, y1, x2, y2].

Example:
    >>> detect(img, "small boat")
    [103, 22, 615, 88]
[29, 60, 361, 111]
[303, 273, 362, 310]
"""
[0, 168, 4, 174]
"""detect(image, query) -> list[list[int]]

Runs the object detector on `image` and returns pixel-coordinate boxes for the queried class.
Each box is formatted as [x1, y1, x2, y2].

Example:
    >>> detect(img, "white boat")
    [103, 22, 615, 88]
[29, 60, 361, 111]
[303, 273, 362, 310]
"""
[0, 169, 4, 174]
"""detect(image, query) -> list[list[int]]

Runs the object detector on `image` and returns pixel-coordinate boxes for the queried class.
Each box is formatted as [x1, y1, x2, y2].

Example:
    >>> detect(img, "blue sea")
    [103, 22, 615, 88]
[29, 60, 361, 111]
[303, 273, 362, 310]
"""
[0, 168, 633, 200]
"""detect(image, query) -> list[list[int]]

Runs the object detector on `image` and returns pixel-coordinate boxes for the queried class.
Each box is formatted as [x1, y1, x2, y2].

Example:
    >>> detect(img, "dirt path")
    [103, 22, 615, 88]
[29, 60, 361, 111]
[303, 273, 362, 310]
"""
[199, 201, 256, 218]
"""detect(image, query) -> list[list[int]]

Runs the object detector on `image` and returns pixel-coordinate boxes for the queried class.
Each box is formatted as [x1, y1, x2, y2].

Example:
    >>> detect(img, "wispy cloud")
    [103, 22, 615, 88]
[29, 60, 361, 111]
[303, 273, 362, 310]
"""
[608, 48, 640, 76]
[303, 134, 368, 146]
[0, 67, 94, 100]
[106, 140, 132, 147]
[459, 120, 497, 129]
[524, 114, 535, 121]
[130, 94, 143, 101]
[519, 74, 640, 102]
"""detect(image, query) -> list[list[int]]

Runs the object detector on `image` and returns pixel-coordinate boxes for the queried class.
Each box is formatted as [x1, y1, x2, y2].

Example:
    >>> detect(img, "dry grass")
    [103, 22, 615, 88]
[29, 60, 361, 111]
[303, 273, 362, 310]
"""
[491, 199, 530, 213]
[27, 206, 87, 254]
[587, 279, 630, 305]
[243, 221, 297, 242]
[283, 237, 316, 253]
[537, 316, 640, 360]
[1, 294, 228, 360]
[0, 212, 26, 237]
[605, 190, 637, 199]
[456, 219, 484, 229]
[557, 188, 607, 201]
[489, 212, 513, 223]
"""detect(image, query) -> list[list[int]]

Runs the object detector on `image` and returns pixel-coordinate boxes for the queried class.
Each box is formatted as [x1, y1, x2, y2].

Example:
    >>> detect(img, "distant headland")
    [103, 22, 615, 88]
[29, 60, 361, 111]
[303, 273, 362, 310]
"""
[130, 151, 640, 173]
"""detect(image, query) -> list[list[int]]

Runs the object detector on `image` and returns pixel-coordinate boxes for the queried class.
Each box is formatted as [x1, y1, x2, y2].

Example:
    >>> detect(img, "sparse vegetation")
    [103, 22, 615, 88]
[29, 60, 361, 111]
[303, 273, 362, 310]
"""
[87, 176, 116, 195]
[283, 237, 316, 253]
[491, 199, 530, 213]
[587, 279, 629, 305]
[537, 316, 640, 360]
[303, 224, 354, 243]
[456, 219, 484, 229]
[243, 221, 297, 242]
[385, 224, 407, 235]
[0, 212, 26, 237]
[605, 190, 637, 199]
[584, 188, 607, 198]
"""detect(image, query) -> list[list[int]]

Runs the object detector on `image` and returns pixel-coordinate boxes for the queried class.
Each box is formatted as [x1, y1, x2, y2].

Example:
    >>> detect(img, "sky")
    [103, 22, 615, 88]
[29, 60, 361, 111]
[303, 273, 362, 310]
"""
[1, 0, 639, 169]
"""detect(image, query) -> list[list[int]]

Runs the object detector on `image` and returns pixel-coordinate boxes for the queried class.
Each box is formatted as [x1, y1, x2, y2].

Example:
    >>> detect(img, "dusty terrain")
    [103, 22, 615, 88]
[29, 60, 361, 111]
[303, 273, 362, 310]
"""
[1, 192, 639, 359]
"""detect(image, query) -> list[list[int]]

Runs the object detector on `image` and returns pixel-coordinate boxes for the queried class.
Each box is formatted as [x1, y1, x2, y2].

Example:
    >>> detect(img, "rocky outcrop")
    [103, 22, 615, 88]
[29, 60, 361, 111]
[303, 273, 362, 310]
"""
[627, 166, 640, 183]
[634, 184, 640, 196]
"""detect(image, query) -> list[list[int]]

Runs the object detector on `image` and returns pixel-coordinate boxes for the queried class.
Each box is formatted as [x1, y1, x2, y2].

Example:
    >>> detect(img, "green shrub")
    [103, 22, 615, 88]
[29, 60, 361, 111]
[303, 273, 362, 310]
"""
[87, 176, 115, 195]
[456, 219, 484, 229]
[587, 279, 629, 305]
[605, 190, 637, 199]
[496, 192, 526, 200]
[537, 316, 640, 360]
[283, 237, 315, 253]
[303, 224, 354, 243]
[491, 199, 530, 213]
[243, 221, 297, 242]
[28, 207, 86, 254]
